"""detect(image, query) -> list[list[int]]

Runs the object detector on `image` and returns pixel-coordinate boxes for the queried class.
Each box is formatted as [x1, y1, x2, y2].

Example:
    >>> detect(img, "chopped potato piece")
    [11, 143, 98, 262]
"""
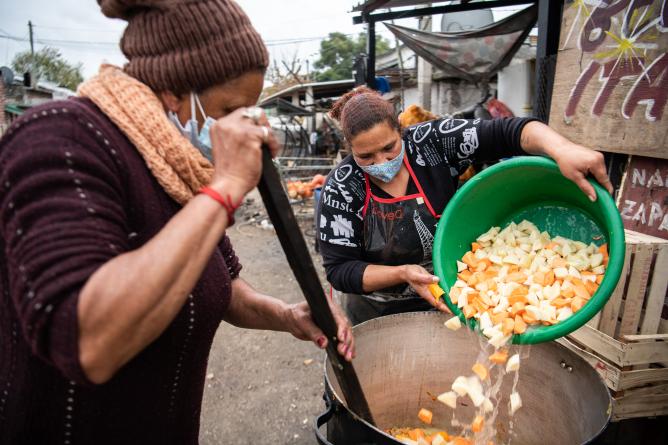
[437, 391, 458, 409]
[445, 316, 463, 331]
[510, 392, 522, 415]
[506, 354, 520, 372]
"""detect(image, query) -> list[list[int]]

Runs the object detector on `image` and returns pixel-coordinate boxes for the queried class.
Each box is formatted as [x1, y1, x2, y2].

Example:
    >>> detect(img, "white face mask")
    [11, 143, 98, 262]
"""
[167, 93, 216, 161]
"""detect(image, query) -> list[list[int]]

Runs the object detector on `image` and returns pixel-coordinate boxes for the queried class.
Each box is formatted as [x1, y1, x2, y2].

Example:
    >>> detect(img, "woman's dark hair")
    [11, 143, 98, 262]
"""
[329, 86, 399, 141]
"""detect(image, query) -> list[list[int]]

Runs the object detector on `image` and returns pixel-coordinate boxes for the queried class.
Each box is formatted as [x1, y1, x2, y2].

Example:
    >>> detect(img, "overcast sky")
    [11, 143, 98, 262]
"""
[0, 1, 521, 84]
[0, 1, 408, 81]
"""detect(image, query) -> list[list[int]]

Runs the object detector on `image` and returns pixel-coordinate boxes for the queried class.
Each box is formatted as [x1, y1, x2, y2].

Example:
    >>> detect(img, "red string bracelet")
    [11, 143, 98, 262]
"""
[199, 187, 241, 226]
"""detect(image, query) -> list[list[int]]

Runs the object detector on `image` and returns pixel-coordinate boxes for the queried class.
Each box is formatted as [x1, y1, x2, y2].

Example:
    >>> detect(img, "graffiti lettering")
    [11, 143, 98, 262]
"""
[580, 1, 629, 53]
[631, 167, 668, 187]
[564, 54, 668, 121]
[622, 52, 668, 121]
[621, 199, 668, 231]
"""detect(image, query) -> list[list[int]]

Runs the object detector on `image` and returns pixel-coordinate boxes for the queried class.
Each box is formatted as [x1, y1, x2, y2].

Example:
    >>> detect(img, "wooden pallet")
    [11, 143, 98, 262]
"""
[557, 230, 668, 421]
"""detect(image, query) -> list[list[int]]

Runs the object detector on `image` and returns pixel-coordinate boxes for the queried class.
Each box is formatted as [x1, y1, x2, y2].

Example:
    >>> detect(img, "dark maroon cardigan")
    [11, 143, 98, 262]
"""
[0, 98, 241, 445]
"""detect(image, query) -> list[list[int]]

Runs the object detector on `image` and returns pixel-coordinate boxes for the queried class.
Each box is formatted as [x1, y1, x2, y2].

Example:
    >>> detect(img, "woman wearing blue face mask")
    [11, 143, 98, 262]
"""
[0, 1, 354, 443]
[317, 87, 614, 325]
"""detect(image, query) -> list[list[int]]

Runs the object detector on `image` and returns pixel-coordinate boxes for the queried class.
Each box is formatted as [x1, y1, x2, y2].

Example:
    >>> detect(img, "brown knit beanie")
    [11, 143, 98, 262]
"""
[98, 0, 269, 94]
[329, 86, 398, 142]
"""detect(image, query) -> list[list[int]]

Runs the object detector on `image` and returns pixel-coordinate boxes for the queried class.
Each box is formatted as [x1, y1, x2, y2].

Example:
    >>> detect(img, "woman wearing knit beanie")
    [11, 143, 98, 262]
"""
[0, 1, 353, 443]
[318, 87, 614, 325]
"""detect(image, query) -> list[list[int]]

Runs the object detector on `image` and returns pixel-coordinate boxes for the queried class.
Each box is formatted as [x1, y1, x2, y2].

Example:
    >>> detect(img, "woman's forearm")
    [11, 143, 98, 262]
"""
[361, 264, 407, 293]
[223, 278, 291, 331]
[77, 180, 243, 384]
[519, 121, 567, 158]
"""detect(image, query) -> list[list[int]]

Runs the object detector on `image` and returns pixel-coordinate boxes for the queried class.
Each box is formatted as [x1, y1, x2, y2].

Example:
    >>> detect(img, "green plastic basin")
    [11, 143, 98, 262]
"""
[433, 156, 625, 344]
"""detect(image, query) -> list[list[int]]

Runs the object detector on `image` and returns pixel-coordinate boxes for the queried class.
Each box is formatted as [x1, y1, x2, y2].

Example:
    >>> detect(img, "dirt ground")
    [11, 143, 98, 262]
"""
[199, 193, 329, 445]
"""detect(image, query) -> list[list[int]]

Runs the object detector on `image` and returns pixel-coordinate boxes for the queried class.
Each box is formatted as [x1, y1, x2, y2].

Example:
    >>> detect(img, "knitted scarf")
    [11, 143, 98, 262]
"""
[78, 64, 214, 205]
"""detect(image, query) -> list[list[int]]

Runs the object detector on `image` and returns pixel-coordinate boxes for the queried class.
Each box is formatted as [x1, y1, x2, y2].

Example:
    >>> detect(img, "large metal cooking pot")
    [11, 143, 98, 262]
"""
[316, 312, 611, 444]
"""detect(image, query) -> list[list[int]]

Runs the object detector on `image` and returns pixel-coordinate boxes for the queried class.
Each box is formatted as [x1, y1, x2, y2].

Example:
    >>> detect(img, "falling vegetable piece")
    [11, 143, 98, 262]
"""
[428, 283, 445, 299]
[506, 354, 520, 372]
[417, 408, 433, 425]
[444, 316, 463, 331]
[471, 415, 484, 433]
[510, 392, 523, 415]
[437, 391, 458, 409]
[472, 363, 488, 381]
[489, 349, 509, 365]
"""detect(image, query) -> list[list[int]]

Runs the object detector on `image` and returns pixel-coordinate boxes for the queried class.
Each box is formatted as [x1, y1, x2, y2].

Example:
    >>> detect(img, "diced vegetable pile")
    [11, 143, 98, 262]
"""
[445, 220, 608, 346]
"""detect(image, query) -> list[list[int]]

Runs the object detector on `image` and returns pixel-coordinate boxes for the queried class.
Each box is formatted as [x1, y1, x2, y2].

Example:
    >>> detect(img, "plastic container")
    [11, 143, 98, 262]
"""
[432, 156, 625, 344]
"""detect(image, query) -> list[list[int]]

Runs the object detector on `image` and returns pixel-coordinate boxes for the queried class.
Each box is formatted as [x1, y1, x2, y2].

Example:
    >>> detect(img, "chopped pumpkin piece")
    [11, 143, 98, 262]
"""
[545, 270, 556, 286]
[561, 288, 575, 298]
[472, 297, 489, 314]
[584, 280, 598, 296]
[502, 318, 515, 336]
[522, 311, 537, 325]
[463, 304, 476, 319]
[573, 284, 591, 300]
[409, 428, 426, 440]
[551, 297, 570, 308]
[491, 311, 509, 326]
[600, 243, 609, 265]
[471, 415, 484, 433]
[571, 296, 585, 312]
[490, 349, 509, 364]
[508, 293, 528, 306]
[514, 315, 527, 334]
[510, 302, 526, 316]
[506, 272, 528, 283]
[462, 251, 478, 268]
[472, 363, 488, 381]
[428, 283, 445, 299]
[417, 408, 433, 425]
[458, 270, 472, 282]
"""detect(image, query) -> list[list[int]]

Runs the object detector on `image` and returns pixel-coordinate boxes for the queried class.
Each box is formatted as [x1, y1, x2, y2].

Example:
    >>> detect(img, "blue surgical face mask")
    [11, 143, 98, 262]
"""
[167, 93, 215, 162]
[356, 143, 405, 183]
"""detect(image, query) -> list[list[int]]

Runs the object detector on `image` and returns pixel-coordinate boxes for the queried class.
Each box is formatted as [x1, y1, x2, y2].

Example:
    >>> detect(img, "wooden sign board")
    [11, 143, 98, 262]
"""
[549, 1, 668, 159]
[618, 156, 668, 239]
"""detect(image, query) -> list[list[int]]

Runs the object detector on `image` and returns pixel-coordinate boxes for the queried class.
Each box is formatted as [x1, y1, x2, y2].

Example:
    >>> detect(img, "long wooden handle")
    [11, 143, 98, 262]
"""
[257, 147, 375, 424]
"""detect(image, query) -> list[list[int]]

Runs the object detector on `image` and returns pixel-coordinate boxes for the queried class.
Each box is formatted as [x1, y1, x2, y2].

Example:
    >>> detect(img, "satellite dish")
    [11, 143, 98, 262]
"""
[440, 1, 494, 32]
[0, 66, 14, 86]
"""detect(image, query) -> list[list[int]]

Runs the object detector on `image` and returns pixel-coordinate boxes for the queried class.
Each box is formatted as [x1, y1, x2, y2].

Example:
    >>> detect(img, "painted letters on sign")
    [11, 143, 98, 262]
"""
[550, 0, 668, 159]
[618, 156, 668, 239]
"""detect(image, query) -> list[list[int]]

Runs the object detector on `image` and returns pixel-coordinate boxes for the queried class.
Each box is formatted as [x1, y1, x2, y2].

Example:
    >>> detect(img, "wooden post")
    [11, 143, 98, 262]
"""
[533, 0, 562, 123]
[366, 19, 376, 89]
